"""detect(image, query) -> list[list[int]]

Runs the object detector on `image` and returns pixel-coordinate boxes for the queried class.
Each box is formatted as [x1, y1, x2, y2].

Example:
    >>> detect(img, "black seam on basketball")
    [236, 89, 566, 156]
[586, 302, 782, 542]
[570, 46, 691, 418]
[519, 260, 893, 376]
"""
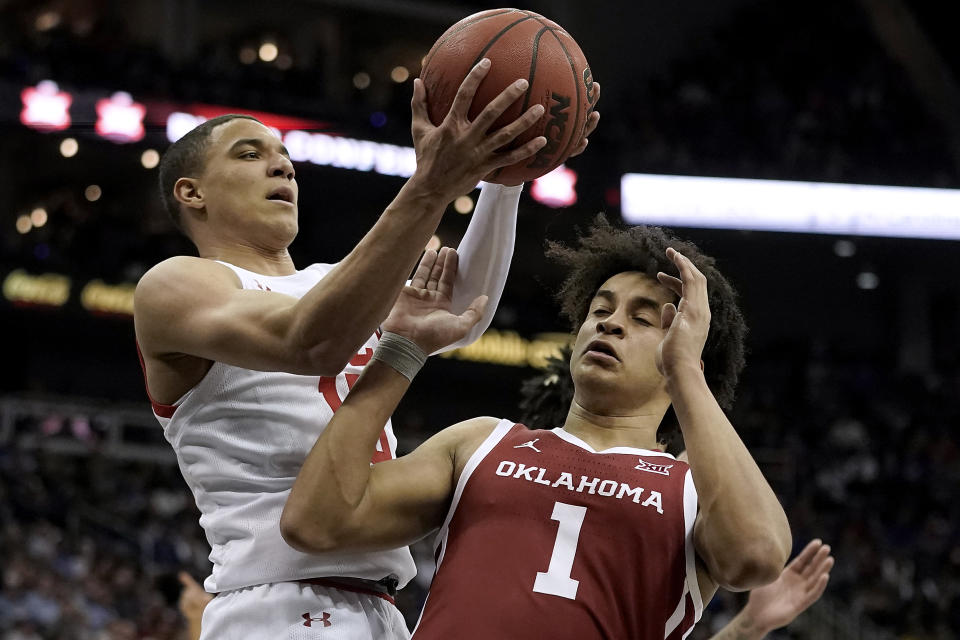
[544, 28, 584, 171]
[520, 26, 550, 114]
[469, 16, 535, 68]
[421, 9, 520, 72]
[518, 10, 571, 38]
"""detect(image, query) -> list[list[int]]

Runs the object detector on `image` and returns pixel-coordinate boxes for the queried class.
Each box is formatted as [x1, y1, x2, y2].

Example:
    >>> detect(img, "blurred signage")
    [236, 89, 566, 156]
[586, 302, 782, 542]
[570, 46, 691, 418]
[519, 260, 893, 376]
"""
[621, 173, 960, 240]
[95, 92, 146, 142]
[2, 270, 70, 307]
[167, 111, 417, 178]
[531, 165, 578, 208]
[81, 280, 135, 315]
[20, 80, 72, 131]
[439, 330, 571, 369]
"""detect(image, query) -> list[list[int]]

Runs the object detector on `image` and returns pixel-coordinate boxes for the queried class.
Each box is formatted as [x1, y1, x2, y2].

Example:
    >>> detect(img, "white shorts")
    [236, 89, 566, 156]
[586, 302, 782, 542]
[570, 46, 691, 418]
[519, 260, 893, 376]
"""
[199, 580, 411, 640]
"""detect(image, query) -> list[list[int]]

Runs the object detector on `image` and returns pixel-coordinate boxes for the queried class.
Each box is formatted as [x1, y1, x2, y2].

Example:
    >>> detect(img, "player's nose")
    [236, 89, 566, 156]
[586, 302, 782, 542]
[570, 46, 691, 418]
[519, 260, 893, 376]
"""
[269, 153, 295, 181]
[597, 316, 623, 336]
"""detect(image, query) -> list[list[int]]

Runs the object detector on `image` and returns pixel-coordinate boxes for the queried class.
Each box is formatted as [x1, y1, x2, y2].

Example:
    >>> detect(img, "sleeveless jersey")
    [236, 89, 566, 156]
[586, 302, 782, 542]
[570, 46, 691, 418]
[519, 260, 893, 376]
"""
[413, 420, 703, 640]
[142, 261, 416, 593]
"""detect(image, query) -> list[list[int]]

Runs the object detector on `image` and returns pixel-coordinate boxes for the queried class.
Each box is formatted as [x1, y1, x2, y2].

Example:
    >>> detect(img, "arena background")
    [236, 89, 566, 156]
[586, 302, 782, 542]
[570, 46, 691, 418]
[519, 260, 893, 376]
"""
[2, 0, 959, 638]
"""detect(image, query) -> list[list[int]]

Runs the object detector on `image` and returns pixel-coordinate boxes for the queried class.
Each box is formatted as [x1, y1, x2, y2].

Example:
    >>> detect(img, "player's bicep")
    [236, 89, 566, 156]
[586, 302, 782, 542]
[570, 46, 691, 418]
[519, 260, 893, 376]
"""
[135, 257, 306, 372]
[348, 417, 498, 550]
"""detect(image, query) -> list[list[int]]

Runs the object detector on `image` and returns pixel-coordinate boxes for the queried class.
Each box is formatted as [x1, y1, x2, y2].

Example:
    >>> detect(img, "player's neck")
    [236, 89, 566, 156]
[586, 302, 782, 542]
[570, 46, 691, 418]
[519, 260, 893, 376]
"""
[198, 241, 297, 276]
[561, 401, 664, 452]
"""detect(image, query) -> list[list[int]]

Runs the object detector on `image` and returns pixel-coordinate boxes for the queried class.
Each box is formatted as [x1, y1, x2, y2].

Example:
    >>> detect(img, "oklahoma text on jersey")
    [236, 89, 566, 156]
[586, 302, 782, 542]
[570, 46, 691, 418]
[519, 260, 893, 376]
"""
[493, 459, 665, 514]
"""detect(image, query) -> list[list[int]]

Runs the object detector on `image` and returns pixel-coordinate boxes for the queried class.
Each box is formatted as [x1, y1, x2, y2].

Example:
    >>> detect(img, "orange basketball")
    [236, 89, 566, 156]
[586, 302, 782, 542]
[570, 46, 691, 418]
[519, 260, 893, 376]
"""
[420, 8, 596, 184]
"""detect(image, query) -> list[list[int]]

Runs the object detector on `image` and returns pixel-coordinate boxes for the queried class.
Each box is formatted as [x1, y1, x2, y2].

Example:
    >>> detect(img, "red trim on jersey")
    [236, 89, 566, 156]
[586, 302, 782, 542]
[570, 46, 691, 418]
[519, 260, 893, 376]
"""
[298, 578, 396, 606]
[134, 341, 178, 419]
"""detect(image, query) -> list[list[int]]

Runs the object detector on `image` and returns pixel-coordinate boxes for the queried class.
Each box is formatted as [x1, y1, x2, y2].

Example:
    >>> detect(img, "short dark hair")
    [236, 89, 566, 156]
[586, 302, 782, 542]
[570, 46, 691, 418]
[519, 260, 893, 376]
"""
[157, 114, 260, 232]
[529, 215, 748, 448]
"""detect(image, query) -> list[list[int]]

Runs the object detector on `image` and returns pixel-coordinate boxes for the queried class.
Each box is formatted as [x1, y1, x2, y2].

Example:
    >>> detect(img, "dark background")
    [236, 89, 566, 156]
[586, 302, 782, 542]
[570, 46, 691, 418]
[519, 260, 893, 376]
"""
[1, 0, 959, 638]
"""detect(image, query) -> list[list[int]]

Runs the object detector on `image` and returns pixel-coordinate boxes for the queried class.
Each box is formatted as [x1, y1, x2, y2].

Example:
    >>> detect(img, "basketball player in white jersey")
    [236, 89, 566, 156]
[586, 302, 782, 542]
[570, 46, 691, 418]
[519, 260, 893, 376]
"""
[134, 59, 600, 640]
[281, 220, 792, 639]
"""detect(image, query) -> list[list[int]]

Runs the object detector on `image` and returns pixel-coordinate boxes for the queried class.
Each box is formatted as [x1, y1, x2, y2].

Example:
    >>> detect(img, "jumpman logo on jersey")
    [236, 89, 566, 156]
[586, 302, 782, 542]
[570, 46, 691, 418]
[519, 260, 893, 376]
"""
[302, 612, 332, 628]
[514, 438, 542, 453]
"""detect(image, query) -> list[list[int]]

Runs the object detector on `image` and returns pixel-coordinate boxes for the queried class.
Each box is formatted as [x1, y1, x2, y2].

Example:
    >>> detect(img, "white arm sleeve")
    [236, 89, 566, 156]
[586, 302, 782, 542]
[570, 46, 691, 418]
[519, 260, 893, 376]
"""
[433, 181, 522, 354]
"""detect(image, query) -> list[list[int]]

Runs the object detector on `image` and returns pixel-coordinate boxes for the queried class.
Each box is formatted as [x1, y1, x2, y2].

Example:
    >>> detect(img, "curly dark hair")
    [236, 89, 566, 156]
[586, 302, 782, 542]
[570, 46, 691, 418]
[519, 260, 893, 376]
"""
[519, 343, 576, 431]
[529, 215, 748, 448]
[158, 114, 260, 233]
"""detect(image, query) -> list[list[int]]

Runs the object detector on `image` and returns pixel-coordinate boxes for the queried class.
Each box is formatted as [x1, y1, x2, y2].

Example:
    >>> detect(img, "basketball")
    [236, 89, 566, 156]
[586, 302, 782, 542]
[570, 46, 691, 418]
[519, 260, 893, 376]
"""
[420, 8, 596, 184]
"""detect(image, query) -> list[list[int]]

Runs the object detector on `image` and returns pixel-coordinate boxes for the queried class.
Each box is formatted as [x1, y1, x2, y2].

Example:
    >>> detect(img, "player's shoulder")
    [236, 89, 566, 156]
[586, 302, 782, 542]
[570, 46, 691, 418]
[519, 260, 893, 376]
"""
[427, 416, 502, 464]
[136, 257, 241, 301]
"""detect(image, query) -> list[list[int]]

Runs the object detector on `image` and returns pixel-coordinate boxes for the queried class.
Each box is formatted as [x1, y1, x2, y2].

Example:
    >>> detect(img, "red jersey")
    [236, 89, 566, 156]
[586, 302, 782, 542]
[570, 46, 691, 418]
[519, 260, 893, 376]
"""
[413, 420, 703, 640]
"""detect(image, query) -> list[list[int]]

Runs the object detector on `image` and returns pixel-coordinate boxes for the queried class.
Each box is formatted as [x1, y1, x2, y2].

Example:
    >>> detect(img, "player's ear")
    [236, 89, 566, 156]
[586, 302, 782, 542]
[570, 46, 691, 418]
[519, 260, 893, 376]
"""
[174, 177, 205, 211]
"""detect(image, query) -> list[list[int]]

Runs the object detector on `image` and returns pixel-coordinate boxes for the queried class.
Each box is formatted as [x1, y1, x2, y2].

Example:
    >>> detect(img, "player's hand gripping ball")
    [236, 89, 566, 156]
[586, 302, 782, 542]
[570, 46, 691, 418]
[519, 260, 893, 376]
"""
[420, 8, 598, 184]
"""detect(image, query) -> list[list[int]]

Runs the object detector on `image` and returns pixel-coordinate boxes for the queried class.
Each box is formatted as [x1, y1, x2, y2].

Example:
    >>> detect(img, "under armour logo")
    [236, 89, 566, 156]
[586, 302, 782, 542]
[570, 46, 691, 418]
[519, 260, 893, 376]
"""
[514, 438, 542, 453]
[634, 459, 673, 475]
[302, 612, 332, 628]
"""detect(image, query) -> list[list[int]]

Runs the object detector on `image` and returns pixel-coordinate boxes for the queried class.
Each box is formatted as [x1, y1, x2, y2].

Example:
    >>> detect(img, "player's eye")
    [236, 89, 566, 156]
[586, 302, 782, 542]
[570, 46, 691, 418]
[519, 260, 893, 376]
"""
[591, 308, 610, 316]
[633, 316, 652, 326]
[241, 151, 259, 159]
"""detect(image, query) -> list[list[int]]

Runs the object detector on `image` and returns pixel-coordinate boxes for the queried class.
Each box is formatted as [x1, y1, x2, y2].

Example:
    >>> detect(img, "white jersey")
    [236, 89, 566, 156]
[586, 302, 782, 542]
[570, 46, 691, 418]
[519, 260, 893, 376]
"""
[147, 261, 416, 593]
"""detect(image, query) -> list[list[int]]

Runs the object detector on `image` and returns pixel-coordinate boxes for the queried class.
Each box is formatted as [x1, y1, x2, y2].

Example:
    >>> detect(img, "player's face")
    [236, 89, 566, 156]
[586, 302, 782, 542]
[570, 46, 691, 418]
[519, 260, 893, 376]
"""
[570, 271, 676, 413]
[197, 119, 299, 242]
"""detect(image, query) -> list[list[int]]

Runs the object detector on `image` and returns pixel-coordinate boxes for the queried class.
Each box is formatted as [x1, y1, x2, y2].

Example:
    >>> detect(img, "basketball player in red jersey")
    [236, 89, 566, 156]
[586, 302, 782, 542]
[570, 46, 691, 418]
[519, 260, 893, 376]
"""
[135, 58, 600, 640]
[519, 351, 835, 639]
[282, 219, 792, 639]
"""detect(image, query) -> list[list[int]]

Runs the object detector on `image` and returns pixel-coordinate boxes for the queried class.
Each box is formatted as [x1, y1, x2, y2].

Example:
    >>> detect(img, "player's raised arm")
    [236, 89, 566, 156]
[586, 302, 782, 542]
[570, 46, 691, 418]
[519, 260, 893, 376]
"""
[281, 248, 497, 552]
[444, 87, 600, 353]
[656, 248, 792, 591]
[136, 60, 547, 379]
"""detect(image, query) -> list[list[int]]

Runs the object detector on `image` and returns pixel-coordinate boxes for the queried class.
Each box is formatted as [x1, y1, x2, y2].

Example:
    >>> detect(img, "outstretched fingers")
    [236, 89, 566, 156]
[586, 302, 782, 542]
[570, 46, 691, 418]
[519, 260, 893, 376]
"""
[447, 58, 492, 123]
[472, 78, 532, 132]
[666, 247, 709, 311]
[481, 102, 544, 153]
[411, 249, 438, 289]
[410, 78, 429, 126]
[425, 247, 450, 291]
[435, 248, 459, 298]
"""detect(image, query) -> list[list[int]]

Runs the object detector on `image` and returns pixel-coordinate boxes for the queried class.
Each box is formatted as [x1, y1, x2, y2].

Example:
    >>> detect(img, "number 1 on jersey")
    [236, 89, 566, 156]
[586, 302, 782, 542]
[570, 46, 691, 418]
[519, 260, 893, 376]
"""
[533, 501, 587, 600]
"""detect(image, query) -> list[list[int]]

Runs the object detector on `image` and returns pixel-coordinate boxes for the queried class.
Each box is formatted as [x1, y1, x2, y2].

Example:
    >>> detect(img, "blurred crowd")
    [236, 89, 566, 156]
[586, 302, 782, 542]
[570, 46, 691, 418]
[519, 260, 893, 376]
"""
[2, 350, 958, 638]
[616, 1, 956, 189]
[0, 454, 205, 640]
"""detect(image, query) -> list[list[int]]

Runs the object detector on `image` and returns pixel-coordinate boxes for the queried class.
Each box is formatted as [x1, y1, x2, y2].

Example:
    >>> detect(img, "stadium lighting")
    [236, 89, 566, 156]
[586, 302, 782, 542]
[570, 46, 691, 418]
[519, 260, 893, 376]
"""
[454, 195, 474, 214]
[353, 72, 371, 89]
[833, 240, 856, 257]
[259, 42, 279, 63]
[20, 80, 72, 131]
[15, 215, 32, 234]
[141, 149, 160, 169]
[59, 138, 78, 158]
[621, 173, 960, 241]
[30, 208, 48, 228]
[856, 271, 879, 290]
[391, 66, 410, 83]
[84, 185, 102, 202]
[95, 92, 146, 143]
[531, 165, 578, 208]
